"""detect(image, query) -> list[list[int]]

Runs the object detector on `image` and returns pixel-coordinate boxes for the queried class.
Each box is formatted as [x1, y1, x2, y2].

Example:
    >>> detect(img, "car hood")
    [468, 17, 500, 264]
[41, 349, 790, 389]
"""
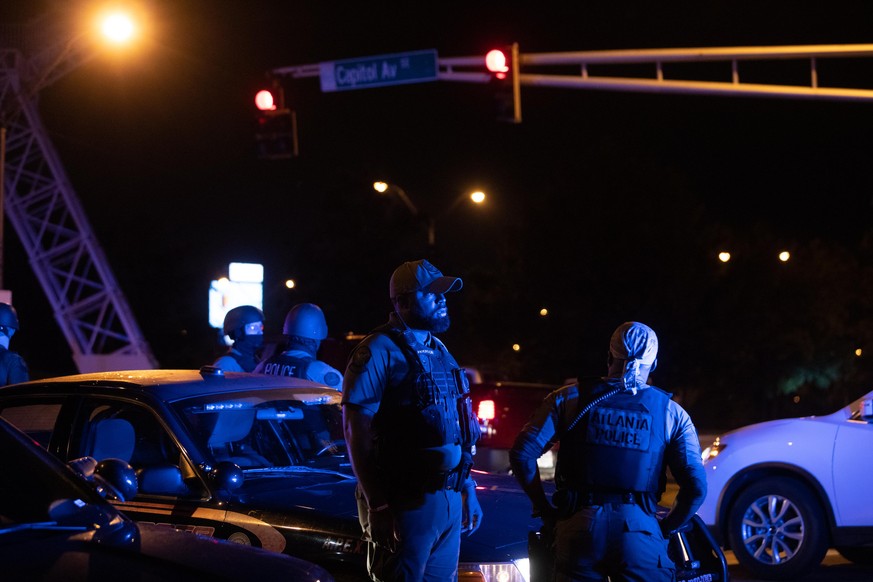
[0, 518, 330, 580]
[718, 406, 848, 444]
[134, 522, 332, 577]
[235, 468, 546, 563]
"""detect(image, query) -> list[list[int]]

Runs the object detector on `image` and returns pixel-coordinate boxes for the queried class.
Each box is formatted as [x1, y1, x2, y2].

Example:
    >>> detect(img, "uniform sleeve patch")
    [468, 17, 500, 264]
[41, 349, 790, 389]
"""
[324, 371, 342, 387]
[348, 346, 372, 374]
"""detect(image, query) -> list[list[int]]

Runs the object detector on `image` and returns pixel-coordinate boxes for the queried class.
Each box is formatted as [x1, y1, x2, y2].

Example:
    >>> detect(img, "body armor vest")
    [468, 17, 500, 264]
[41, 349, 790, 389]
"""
[371, 326, 479, 464]
[228, 349, 258, 373]
[260, 353, 311, 379]
[557, 381, 670, 495]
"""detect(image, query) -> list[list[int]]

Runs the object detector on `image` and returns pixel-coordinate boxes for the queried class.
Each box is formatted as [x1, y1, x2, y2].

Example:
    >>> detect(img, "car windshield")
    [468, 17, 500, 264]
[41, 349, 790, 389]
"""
[172, 389, 348, 471]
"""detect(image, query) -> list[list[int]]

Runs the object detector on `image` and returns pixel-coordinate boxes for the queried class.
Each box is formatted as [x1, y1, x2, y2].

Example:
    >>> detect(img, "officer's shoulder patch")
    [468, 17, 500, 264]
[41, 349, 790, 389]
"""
[348, 346, 372, 374]
[323, 371, 342, 387]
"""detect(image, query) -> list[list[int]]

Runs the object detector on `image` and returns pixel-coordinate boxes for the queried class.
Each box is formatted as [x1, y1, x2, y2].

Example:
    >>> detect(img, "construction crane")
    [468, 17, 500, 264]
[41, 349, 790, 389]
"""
[0, 13, 157, 372]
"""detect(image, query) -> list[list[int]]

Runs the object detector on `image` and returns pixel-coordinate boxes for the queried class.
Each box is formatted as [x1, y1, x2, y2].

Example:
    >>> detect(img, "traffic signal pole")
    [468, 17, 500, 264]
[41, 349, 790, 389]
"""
[272, 43, 873, 113]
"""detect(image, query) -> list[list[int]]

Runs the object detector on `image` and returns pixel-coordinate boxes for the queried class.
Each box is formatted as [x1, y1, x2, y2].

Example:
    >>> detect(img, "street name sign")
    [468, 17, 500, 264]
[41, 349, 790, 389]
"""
[319, 49, 438, 92]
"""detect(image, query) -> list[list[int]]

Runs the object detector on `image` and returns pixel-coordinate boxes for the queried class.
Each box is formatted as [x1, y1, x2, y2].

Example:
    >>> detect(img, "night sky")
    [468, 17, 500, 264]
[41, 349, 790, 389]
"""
[4, 2, 873, 427]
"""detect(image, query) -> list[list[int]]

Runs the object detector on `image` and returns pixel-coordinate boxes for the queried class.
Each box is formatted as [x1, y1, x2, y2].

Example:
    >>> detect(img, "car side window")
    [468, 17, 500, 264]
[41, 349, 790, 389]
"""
[0, 402, 62, 448]
[75, 399, 205, 499]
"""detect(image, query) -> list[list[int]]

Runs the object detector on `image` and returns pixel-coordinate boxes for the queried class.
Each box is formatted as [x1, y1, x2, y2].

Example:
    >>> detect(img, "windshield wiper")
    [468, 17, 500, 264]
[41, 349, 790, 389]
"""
[243, 466, 355, 480]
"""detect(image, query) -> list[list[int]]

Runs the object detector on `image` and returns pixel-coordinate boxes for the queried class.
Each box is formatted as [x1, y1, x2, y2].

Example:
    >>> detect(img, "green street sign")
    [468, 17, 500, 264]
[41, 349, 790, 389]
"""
[319, 49, 438, 92]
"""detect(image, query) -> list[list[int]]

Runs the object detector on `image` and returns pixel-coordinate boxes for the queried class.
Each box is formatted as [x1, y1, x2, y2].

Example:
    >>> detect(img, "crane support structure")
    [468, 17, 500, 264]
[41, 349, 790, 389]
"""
[0, 20, 157, 373]
[274, 43, 873, 102]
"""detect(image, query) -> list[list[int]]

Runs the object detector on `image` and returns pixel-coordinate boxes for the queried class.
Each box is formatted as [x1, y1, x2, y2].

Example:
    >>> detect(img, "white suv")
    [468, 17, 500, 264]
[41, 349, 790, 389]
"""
[697, 390, 873, 580]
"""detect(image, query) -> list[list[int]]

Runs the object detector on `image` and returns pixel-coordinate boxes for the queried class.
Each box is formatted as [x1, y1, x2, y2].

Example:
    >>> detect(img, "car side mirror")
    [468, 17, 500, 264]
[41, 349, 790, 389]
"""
[209, 461, 244, 495]
[861, 398, 873, 422]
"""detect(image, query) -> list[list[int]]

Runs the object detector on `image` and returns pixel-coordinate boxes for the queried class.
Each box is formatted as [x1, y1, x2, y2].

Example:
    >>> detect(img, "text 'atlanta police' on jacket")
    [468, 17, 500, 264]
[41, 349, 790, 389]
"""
[587, 406, 652, 449]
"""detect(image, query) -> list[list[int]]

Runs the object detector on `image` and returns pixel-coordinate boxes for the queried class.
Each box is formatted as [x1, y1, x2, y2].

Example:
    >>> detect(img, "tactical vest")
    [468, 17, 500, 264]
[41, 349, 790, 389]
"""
[370, 326, 479, 462]
[557, 382, 670, 495]
[227, 349, 258, 373]
[260, 353, 311, 379]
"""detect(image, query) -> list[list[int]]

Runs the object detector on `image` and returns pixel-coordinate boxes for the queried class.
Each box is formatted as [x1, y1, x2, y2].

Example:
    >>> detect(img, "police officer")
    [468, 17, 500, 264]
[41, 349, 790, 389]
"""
[253, 303, 343, 389]
[510, 322, 706, 582]
[0, 303, 29, 386]
[342, 259, 483, 582]
[213, 305, 264, 373]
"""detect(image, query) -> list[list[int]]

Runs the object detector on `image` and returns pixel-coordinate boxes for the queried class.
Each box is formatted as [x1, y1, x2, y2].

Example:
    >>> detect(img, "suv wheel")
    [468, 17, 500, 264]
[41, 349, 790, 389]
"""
[727, 477, 828, 580]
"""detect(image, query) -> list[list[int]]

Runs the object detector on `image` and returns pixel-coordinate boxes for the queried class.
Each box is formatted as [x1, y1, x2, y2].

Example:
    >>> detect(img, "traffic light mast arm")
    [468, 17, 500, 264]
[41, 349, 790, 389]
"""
[435, 43, 873, 102]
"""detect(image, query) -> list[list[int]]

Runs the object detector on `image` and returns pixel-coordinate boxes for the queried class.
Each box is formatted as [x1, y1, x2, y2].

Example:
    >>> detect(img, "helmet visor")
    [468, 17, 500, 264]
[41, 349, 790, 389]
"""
[243, 321, 264, 336]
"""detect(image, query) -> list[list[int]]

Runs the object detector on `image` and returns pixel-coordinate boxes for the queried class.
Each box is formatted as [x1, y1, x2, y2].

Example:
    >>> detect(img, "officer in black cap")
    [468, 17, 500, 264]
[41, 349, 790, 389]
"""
[342, 259, 483, 581]
[213, 305, 264, 373]
[0, 303, 29, 386]
[510, 322, 706, 582]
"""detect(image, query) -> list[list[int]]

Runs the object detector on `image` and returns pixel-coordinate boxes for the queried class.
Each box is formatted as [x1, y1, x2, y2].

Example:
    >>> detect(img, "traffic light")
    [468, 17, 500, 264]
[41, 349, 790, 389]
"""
[485, 43, 521, 123]
[254, 88, 298, 160]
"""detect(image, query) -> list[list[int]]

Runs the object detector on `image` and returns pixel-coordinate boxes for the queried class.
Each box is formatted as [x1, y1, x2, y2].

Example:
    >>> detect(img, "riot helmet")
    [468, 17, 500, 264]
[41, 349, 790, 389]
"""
[283, 303, 328, 340]
[0, 303, 20, 338]
[223, 305, 264, 341]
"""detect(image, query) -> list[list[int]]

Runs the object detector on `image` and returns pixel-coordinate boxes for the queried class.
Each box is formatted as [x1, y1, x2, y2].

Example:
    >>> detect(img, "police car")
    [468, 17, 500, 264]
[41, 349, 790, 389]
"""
[0, 368, 727, 582]
[698, 389, 873, 580]
[0, 415, 333, 581]
[0, 368, 542, 581]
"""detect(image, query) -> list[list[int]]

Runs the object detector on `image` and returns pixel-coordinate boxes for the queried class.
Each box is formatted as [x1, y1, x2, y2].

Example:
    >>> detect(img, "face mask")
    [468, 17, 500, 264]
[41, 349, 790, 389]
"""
[236, 334, 264, 352]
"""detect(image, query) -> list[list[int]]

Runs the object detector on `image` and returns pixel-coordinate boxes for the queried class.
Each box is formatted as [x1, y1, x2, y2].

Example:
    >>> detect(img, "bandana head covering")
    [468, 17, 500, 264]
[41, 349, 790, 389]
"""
[609, 322, 658, 393]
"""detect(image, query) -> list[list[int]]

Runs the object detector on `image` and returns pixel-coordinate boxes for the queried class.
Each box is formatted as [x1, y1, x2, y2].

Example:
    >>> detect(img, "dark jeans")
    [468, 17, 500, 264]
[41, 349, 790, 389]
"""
[554, 502, 674, 582]
[356, 486, 462, 582]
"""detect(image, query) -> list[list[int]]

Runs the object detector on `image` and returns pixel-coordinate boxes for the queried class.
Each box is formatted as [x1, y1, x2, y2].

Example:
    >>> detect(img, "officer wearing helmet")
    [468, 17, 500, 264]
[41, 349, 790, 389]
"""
[253, 303, 343, 389]
[213, 305, 265, 373]
[510, 322, 706, 582]
[342, 260, 483, 581]
[0, 303, 29, 386]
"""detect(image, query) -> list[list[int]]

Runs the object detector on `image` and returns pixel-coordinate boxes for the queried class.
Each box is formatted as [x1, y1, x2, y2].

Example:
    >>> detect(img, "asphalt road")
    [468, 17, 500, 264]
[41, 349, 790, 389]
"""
[725, 549, 873, 581]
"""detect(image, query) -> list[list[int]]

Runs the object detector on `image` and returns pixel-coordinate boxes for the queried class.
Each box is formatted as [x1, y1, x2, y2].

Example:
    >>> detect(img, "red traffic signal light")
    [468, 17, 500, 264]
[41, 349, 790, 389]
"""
[255, 89, 278, 111]
[485, 49, 510, 79]
[253, 85, 297, 159]
[485, 43, 521, 123]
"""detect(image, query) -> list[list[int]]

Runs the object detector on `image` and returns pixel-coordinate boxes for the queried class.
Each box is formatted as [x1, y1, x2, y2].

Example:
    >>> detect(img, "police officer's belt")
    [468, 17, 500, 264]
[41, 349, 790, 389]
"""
[582, 490, 640, 506]
[557, 488, 643, 510]
[423, 467, 469, 492]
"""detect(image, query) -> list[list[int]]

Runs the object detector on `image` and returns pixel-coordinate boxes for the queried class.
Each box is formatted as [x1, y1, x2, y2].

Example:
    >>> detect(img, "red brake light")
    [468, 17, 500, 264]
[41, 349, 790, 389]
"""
[477, 399, 495, 421]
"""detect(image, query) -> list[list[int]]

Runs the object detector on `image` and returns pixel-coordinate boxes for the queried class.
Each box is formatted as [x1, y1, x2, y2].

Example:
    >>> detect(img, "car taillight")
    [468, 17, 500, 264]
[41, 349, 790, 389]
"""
[477, 400, 495, 421]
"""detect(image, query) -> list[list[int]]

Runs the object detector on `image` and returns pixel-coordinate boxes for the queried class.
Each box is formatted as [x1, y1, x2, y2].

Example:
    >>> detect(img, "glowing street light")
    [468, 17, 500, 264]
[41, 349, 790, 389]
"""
[372, 181, 487, 250]
[285, 279, 296, 289]
[539, 308, 549, 317]
[718, 251, 731, 263]
[778, 251, 791, 262]
[99, 11, 137, 44]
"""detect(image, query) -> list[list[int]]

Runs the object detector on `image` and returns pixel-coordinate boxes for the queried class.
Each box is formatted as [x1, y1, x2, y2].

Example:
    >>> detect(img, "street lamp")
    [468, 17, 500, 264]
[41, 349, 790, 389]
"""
[372, 181, 487, 250]
[99, 12, 137, 44]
